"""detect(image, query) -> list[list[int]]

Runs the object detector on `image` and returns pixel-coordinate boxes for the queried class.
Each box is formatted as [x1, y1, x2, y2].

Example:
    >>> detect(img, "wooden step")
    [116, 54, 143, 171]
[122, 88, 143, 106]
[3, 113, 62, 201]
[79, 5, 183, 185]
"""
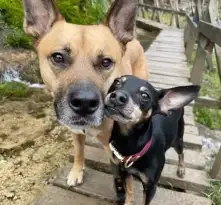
[185, 125, 199, 135]
[148, 46, 185, 53]
[166, 149, 205, 170]
[147, 52, 186, 60]
[70, 145, 205, 171]
[85, 128, 201, 151]
[52, 166, 211, 205]
[148, 56, 187, 64]
[69, 145, 208, 193]
[34, 186, 112, 205]
[183, 133, 202, 150]
[150, 80, 192, 88]
[149, 69, 190, 78]
[148, 63, 189, 73]
[149, 74, 189, 83]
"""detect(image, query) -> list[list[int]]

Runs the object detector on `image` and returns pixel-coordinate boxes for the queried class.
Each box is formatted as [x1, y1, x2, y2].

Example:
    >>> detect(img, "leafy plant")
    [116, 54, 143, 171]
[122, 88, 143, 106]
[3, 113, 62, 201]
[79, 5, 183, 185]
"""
[206, 181, 221, 205]
[0, 82, 32, 99]
[0, 0, 109, 48]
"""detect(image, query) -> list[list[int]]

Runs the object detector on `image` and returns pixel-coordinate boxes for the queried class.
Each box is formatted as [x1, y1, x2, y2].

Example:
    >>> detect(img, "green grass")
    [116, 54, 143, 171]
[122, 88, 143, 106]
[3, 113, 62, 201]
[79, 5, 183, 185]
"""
[0, 0, 109, 48]
[194, 106, 221, 130]
[0, 82, 32, 99]
[206, 181, 221, 205]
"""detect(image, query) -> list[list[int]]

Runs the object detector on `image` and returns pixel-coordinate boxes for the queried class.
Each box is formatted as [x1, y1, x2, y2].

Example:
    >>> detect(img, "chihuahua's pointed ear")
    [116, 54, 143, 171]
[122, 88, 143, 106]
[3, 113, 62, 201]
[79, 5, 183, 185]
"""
[158, 85, 200, 114]
[104, 0, 138, 44]
[22, 0, 63, 39]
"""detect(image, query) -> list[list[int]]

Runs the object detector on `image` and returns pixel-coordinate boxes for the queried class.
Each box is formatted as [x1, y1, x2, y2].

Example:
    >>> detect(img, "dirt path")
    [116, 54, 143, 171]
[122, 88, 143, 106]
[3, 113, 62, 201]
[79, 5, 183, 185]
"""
[0, 95, 76, 205]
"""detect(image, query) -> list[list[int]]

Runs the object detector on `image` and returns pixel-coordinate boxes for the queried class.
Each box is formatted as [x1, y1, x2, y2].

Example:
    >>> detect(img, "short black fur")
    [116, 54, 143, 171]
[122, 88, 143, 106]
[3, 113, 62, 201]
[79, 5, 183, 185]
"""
[105, 75, 200, 205]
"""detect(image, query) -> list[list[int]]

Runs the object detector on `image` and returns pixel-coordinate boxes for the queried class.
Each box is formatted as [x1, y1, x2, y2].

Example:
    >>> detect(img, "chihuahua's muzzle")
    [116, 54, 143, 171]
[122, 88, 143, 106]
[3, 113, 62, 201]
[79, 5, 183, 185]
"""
[54, 81, 104, 130]
[105, 90, 141, 123]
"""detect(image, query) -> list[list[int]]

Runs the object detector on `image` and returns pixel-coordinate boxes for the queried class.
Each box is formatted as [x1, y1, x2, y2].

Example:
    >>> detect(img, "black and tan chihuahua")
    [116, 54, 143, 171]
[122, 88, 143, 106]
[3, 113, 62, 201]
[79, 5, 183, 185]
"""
[104, 75, 200, 205]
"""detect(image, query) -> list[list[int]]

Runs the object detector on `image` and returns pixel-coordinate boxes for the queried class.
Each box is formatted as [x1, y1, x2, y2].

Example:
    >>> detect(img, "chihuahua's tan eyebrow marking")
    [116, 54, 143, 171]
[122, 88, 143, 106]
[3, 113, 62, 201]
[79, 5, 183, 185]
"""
[140, 86, 148, 92]
[121, 76, 127, 82]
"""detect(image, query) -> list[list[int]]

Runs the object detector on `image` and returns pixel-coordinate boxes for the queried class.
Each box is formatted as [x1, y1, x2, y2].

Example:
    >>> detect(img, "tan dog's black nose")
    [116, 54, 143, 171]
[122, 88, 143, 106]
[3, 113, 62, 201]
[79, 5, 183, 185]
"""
[110, 91, 129, 106]
[68, 82, 100, 116]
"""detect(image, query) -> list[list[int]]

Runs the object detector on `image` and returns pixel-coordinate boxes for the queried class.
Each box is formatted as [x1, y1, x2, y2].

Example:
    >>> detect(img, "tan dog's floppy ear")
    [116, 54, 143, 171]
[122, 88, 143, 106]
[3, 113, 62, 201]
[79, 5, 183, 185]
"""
[105, 0, 138, 44]
[22, 0, 63, 39]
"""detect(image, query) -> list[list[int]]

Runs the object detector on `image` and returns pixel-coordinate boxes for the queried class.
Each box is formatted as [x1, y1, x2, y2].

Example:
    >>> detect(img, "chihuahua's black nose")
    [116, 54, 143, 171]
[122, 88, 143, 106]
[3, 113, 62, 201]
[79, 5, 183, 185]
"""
[110, 91, 129, 106]
[68, 82, 100, 116]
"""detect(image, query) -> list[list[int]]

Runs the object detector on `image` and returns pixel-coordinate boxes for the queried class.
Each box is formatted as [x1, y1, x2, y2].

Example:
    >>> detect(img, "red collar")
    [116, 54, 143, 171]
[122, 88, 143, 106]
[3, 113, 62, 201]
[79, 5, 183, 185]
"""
[109, 138, 153, 168]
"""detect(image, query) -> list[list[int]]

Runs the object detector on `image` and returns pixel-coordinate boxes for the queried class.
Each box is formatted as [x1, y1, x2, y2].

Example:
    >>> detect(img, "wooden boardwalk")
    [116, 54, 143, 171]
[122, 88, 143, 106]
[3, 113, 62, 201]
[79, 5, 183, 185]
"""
[33, 20, 211, 205]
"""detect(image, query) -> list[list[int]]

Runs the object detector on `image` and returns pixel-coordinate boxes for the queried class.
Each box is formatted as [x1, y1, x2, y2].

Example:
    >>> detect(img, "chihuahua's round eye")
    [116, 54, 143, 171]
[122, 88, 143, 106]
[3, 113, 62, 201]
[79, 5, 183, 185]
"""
[114, 79, 121, 87]
[101, 58, 113, 69]
[51, 52, 64, 64]
[141, 92, 150, 101]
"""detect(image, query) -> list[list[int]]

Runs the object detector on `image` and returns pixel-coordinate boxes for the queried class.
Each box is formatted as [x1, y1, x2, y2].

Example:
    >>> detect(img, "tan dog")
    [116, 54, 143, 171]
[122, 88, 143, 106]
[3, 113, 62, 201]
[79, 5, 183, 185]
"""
[22, 0, 148, 203]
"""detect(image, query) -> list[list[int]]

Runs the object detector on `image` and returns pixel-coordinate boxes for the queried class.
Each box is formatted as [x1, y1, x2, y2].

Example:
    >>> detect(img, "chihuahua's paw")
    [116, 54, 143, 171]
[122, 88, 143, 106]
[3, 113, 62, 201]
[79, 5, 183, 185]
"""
[177, 166, 185, 178]
[67, 168, 84, 187]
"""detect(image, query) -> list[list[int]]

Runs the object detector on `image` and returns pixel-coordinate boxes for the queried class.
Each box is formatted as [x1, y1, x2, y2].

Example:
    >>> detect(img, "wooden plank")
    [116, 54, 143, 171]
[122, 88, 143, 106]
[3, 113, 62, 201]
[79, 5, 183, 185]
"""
[147, 47, 185, 53]
[184, 115, 195, 126]
[183, 133, 202, 150]
[148, 62, 188, 71]
[166, 149, 205, 170]
[195, 96, 221, 109]
[34, 186, 112, 205]
[53, 166, 211, 205]
[185, 106, 193, 115]
[185, 125, 199, 135]
[150, 81, 192, 88]
[69, 145, 204, 171]
[66, 147, 209, 192]
[138, 3, 185, 16]
[151, 41, 185, 48]
[149, 74, 189, 84]
[190, 35, 207, 85]
[198, 21, 221, 47]
[148, 56, 186, 64]
[148, 43, 185, 50]
[211, 147, 221, 179]
[185, 30, 195, 62]
[215, 45, 221, 86]
[147, 52, 186, 60]
[159, 164, 209, 193]
[186, 14, 198, 38]
[136, 18, 167, 31]
[149, 69, 190, 78]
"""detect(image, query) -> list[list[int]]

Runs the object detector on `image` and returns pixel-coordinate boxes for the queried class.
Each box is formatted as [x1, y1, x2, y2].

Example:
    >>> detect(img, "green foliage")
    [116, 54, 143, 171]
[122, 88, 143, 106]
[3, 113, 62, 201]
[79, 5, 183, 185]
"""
[0, 0, 109, 48]
[4, 28, 33, 49]
[194, 106, 221, 130]
[0, 82, 32, 99]
[200, 70, 221, 100]
[206, 181, 221, 205]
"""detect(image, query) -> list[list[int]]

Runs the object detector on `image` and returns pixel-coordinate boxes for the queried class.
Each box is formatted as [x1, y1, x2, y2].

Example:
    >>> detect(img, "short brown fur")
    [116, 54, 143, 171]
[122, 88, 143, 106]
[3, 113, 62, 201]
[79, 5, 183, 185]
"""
[22, 0, 148, 203]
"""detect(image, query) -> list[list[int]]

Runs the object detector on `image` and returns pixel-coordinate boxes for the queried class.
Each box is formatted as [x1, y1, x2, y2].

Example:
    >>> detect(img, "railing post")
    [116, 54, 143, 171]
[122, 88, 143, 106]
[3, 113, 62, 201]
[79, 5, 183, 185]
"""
[190, 34, 207, 85]
[211, 147, 221, 179]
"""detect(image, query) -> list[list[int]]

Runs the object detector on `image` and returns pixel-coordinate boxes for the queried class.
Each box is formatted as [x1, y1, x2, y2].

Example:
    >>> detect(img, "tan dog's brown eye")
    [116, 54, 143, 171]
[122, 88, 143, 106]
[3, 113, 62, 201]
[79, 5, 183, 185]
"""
[50, 51, 71, 68]
[51, 53, 64, 63]
[101, 58, 113, 69]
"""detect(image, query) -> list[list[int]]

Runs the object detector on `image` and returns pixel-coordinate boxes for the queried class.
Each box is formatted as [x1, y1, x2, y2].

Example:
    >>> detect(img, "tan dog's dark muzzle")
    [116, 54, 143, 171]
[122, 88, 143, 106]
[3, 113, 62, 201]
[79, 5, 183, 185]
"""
[68, 82, 100, 116]
[54, 81, 104, 129]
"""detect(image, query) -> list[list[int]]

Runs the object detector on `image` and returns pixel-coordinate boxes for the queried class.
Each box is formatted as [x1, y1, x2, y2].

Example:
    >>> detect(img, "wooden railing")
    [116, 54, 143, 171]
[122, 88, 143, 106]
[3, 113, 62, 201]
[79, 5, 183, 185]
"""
[138, 0, 185, 28]
[138, 0, 221, 180]
[184, 0, 221, 180]
[184, 0, 221, 110]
